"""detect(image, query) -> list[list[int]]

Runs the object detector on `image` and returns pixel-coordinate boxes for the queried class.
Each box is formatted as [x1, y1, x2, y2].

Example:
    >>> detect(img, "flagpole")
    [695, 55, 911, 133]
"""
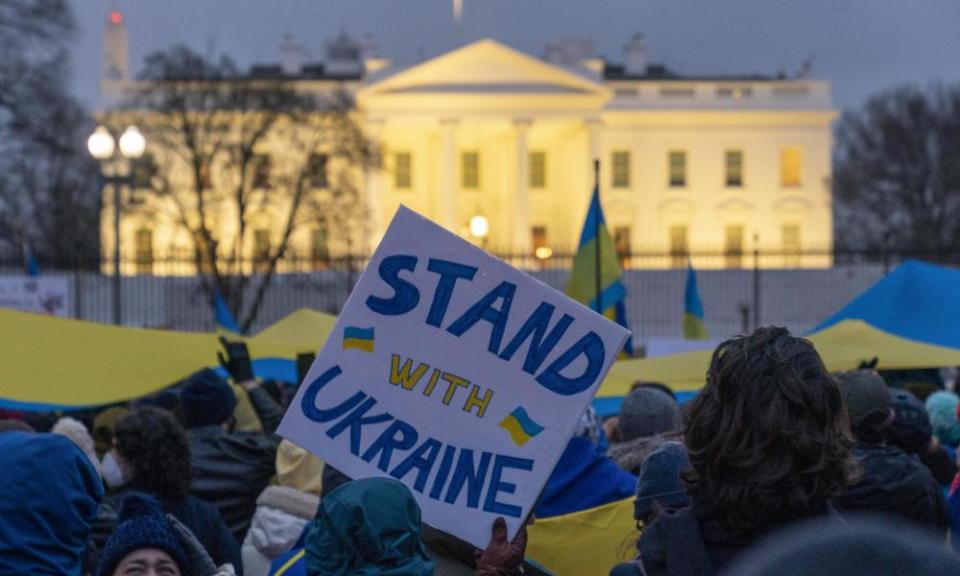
[593, 159, 602, 314]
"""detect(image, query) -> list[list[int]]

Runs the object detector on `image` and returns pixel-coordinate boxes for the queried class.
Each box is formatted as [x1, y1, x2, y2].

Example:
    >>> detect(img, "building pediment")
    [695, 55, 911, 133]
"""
[358, 39, 609, 114]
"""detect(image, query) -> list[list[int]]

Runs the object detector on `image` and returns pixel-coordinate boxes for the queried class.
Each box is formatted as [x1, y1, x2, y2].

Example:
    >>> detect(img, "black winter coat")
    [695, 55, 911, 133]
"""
[837, 443, 949, 530]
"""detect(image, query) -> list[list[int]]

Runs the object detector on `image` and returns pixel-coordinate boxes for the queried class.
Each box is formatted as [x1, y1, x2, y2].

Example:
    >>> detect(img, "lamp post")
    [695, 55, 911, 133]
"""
[87, 125, 146, 325]
[469, 214, 489, 249]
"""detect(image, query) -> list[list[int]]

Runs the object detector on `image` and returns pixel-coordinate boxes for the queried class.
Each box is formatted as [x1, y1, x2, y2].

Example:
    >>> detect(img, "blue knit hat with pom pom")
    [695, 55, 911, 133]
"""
[97, 493, 191, 576]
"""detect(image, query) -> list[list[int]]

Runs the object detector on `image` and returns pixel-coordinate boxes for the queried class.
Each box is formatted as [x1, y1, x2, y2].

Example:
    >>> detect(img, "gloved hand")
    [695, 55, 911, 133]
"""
[218, 336, 254, 383]
[475, 517, 528, 576]
[167, 513, 220, 576]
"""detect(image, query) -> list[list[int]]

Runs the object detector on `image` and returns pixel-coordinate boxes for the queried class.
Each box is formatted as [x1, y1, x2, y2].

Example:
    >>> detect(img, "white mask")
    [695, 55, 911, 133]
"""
[100, 450, 129, 489]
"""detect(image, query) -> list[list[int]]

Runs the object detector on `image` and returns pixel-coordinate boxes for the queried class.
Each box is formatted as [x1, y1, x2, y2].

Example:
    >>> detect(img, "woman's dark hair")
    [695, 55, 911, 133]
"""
[114, 407, 191, 501]
[683, 327, 855, 536]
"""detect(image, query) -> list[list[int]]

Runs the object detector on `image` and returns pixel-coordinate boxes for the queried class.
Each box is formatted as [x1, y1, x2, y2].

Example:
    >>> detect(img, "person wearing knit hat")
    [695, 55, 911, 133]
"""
[835, 371, 948, 530]
[97, 493, 192, 576]
[633, 441, 692, 524]
[884, 388, 957, 486]
[183, 367, 283, 542]
[53, 416, 102, 477]
[607, 387, 683, 474]
[926, 390, 960, 446]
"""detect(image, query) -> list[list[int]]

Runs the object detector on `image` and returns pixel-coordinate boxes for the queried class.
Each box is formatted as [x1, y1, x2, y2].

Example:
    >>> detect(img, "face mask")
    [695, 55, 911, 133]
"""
[101, 450, 129, 490]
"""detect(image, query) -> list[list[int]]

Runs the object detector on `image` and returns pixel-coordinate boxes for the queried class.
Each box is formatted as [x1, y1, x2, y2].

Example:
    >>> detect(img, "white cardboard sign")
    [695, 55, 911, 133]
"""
[278, 207, 629, 547]
[0, 276, 70, 316]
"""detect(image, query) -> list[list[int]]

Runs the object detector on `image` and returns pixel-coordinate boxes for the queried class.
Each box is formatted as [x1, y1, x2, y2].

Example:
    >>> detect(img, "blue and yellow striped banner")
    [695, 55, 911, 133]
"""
[342, 326, 375, 352]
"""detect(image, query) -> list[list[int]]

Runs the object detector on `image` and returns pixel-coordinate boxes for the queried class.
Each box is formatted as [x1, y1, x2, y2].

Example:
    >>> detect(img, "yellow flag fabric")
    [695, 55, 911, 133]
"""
[0, 308, 334, 409]
[597, 319, 960, 398]
[527, 497, 638, 576]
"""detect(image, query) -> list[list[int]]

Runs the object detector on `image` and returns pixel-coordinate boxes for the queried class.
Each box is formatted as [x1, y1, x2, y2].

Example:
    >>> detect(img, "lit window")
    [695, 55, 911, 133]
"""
[308, 153, 328, 188]
[253, 229, 271, 272]
[782, 224, 801, 267]
[132, 153, 158, 189]
[717, 86, 752, 99]
[134, 228, 153, 275]
[724, 225, 744, 269]
[669, 150, 686, 188]
[725, 150, 743, 188]
[311, 227, 329, 270]
[529, 152, 546, 188]
[611, 151, 630, 188]
[669, 225, 688, 269]
[394, 152, 412, 189]
[781, 148, 803, 187]
[531, 226, 549, 260]
[462, 151, 480, 189]
[253, 154, 272, 189]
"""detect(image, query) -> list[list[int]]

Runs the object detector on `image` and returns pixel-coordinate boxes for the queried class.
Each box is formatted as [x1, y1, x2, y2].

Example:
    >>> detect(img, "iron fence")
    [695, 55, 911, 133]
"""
[0, 248, 952, 342]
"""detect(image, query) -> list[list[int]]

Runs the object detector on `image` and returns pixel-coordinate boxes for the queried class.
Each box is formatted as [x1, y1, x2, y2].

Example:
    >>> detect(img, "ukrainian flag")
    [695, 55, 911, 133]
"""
[566, 183, 633, 355]
[499, 406, 545, 446]
[342, 326, 375, 352]
[213, 290, 241, 334]
[683, 264, 708, 339]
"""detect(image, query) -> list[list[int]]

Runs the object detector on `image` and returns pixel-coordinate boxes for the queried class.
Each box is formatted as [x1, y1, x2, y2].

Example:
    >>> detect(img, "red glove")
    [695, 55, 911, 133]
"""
[475, 517, 528, 576]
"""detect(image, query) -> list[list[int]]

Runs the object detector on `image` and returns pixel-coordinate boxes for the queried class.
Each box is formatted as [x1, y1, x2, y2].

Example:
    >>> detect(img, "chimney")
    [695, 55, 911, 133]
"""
[623, 33, 648, 76]
[280, 34, 303, 76]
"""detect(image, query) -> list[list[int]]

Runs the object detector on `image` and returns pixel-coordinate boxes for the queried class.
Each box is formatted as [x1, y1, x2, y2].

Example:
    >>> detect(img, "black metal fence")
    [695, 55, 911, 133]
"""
[0, 248, 951, 340]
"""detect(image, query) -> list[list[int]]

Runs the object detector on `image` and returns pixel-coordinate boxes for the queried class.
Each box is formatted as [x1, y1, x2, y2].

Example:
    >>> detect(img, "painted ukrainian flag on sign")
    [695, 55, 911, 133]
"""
[342, 326, 375, 352]
[566, 184, 633, 355]
[683, 265, 708, 340]
[499, 407, 545, 446]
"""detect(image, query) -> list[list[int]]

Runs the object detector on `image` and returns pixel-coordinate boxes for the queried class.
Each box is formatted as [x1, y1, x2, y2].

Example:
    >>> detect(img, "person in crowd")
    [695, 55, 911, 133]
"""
[53, 415, 103, 477]
[91, 406, 242, 571]
[0, 431, 103, 575]
[93, 406, 130, 457]
[242, 440, 324, 576]
[722, 517, 960, 576]
[181, 368, 283, 543]
[302, 478, 528, 576]
[96, 494, 193, 576]
[606, 387, 682, 475]
[610, 442, 692, 576]
[621, 327, 855, 575]
[884, 388, 957, 485]
[926, 390, 960, 449]
[834, 370, 948, 530]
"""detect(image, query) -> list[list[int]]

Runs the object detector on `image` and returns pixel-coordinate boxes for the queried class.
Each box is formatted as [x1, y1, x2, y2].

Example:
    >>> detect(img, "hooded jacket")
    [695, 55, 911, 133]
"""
[0, 432, 104, 575]
[242, 486, 319, 576]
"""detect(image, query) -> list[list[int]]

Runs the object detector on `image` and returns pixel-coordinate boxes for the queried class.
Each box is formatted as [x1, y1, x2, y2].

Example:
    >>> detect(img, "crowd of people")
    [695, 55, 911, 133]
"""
[4, 326, 960, 575]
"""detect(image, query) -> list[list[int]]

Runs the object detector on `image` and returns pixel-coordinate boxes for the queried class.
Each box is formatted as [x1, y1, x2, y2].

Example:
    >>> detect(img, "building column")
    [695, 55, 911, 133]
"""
[512, 119, 532, 254]
[364, 118, 385, 251]
[438, 118, 458, 232]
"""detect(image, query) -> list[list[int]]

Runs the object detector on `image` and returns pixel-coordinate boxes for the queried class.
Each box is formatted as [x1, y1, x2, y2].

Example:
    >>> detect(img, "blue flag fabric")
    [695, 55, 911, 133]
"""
[213, 291, 241, 334]
[23, 245, 40, 277]
[683, 265, 707, 339]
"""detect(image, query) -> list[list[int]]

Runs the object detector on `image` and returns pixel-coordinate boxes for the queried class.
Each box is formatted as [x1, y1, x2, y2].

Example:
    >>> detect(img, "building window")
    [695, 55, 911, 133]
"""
[531, 226, 550, 261]
[199, 164, 213, 190]
[782, 224, 801, 268]
[311, 227, 329, 270]
[724, 225, 744, 269]
[614, 226, 631, 268]
[668, 150, 687, 188]
[529, 151, 546, 188]
[781, 147, 803, 187]
[253, 229, 271, 272]
[716, 86, 752, 99]
[394, 152, 412, 189]
[462, 151, 480, 189]
[253, 154, 272, 189]
[132, 153, 158, 189]
[134, 228, 153, 275]
[308, 153, 328, 189]
[659, 87, 695, 99]
[669, 225, 688, 269]
[614, 87, 638, 98]
[193, 231, 214, 275]
[725, 150, 743, 188]
[611, 151, 630, 188]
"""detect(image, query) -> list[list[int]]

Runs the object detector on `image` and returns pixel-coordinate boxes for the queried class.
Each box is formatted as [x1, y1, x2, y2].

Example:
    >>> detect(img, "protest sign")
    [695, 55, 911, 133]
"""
[278, 206, 630, 547]
[0, 276, 70, 316]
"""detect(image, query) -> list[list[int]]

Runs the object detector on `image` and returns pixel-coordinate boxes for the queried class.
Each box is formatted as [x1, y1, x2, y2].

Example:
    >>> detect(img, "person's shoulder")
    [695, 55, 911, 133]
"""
[609, 560, 648, 576]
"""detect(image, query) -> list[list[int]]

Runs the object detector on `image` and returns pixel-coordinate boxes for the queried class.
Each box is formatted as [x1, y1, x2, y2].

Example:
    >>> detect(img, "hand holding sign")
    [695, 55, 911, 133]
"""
[278, 206, 629, 547]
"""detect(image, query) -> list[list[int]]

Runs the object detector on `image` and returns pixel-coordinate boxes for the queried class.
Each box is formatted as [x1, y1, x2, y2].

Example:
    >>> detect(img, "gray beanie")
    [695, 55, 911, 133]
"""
[618, 387, 681, 442]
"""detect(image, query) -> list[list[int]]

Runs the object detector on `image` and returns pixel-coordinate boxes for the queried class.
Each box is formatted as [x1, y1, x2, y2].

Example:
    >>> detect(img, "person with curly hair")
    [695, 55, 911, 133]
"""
[90, 407, 242, 573]
[611, 327, 856, 576]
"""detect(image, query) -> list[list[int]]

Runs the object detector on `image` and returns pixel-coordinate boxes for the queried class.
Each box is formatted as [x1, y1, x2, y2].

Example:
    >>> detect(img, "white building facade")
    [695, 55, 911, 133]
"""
[101, 15, 835, 271]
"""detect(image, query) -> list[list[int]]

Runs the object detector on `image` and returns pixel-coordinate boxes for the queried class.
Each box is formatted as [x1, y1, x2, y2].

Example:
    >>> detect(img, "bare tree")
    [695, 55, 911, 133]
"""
[128, 46, 379, 331]
[0, 0, 100, 263]
[834, 84, 960, 253]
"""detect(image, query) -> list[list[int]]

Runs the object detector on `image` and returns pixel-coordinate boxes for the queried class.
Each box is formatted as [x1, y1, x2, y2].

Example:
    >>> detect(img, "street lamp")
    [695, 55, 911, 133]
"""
[469, 214, 489, 247]
[87, 124, 146, 325]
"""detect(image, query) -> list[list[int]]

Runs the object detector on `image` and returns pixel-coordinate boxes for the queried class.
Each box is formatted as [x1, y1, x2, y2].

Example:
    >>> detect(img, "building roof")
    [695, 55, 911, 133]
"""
[602, 62, 787, 83]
